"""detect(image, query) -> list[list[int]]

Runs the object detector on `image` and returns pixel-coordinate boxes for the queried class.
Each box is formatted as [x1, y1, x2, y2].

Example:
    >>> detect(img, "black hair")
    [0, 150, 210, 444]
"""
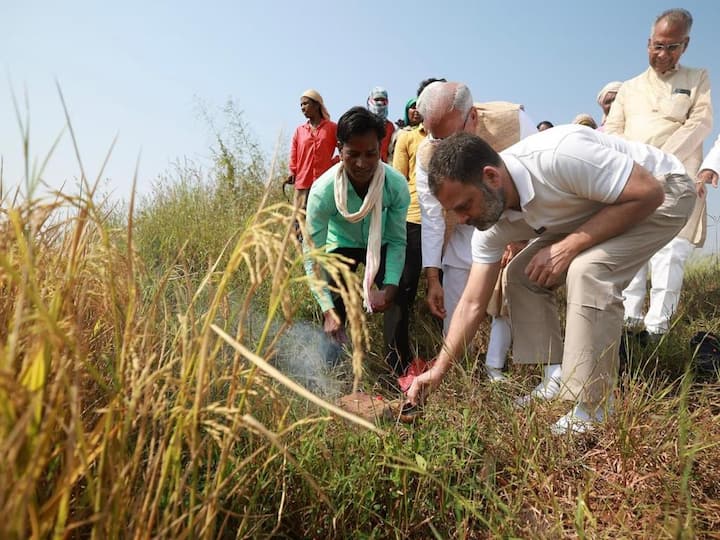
[536, 120, 554, 130]
[416, 77, 447, 98]
[428, 132, 501, 195]
[336, 106, 386, 146]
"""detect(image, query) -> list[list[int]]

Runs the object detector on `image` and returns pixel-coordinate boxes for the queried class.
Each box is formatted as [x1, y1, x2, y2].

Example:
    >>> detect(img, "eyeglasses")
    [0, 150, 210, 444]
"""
[649, 40, 685, 53]
[430, 107, 473, 141]
[460, 106, 472, 130]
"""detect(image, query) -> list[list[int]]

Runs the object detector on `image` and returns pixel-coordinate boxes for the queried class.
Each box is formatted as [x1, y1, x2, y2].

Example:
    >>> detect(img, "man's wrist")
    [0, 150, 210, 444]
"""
[557, 234, 585, 258]
[382, 284, 399, 300]
[425, 267, 442, 283]
[431, 358, 450, 378]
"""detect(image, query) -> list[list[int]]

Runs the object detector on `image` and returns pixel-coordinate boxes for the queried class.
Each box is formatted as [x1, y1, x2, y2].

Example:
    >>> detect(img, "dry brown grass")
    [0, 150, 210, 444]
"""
[0, 170, 383, 538]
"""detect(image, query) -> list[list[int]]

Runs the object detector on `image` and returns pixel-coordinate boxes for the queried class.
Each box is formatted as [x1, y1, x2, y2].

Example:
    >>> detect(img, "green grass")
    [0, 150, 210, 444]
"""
[2, 105, 720, 538]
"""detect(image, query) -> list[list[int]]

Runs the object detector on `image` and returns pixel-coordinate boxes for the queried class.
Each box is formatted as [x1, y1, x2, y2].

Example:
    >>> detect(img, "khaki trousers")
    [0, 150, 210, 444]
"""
[505, 174, 696, 404]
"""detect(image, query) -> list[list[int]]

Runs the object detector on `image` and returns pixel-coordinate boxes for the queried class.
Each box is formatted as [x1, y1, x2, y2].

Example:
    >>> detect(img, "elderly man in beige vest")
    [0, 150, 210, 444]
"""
[415, 81, 537, 384]
[604, 8, 713, 338]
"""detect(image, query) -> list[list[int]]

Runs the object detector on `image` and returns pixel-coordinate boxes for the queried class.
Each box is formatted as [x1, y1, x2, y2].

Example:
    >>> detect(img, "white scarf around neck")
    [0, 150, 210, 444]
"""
[334, 162, 386, 312]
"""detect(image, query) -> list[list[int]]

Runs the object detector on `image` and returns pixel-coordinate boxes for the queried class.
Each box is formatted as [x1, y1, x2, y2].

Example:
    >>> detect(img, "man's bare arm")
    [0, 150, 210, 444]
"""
[407, 261, 501, 403]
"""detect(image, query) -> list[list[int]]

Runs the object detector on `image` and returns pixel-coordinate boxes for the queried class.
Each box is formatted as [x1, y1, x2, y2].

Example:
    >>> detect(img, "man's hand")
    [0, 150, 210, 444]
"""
[525, 239, 580, 288]
[323, 309, 345, 342]
[406, 364, 444, 405]
[696, 169, 718, 198]
[501, 241, 527, 268]
[426, 279, 446, 319]
[368, 285, 398, 312]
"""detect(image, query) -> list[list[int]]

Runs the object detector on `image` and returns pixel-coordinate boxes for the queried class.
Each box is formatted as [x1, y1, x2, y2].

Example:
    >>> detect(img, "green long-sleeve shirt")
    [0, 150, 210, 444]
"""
[304, 163, 410, 312]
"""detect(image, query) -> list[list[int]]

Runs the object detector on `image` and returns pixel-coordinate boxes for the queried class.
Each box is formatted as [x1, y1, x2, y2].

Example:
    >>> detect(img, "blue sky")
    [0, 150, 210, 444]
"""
[3, 0, 720, 244]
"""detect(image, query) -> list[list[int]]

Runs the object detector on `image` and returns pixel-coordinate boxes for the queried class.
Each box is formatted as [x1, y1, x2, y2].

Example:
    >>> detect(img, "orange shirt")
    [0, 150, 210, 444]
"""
[289, 119, 338, 189]
[380, 120, 395, 163]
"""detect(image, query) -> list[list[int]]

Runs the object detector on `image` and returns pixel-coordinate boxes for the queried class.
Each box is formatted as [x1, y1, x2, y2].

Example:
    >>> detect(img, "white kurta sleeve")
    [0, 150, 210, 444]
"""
[416, 152, 445, 268]
[700, 133, 720, 174]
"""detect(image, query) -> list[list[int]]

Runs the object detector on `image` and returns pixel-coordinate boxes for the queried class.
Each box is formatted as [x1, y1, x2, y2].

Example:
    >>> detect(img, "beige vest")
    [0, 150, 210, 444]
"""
[472, 101, 523, 152]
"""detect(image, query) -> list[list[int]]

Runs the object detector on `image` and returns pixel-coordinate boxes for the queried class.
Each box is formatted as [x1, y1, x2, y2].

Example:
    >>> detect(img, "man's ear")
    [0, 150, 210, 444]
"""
[483, 165, 502, 188]
[337, 142, 343, 152]
[683, 36, 690, 53]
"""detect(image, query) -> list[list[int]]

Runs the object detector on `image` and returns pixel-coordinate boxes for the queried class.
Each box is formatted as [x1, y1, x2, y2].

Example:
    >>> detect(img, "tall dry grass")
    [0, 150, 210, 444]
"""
[0, 105, 378, 537]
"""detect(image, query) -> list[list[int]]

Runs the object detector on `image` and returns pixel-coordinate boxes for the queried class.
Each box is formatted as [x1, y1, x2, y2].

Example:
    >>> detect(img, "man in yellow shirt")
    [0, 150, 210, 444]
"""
[390, 98, 426, 376]
[604, 8, 712, 338]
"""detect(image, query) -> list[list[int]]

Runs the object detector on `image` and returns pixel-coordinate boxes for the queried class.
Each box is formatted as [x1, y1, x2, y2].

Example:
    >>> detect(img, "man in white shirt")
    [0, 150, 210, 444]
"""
[415, 81, 536, 381]
[406, 126, 695, 434]
[604, 8, 713, 337]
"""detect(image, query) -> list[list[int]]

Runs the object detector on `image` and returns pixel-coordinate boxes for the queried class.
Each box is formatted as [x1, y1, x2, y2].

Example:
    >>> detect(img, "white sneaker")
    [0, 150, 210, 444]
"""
[515, 377, 561, 407]
[486, 366, 507, 382]
[551, 400, 612, 435]
[530, 376, 562, 399]
[515, 364, 562, 407]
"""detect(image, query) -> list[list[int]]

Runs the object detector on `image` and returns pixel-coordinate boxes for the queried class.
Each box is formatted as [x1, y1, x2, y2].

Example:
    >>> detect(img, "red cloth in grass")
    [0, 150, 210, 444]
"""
[397, 357, 434, 393]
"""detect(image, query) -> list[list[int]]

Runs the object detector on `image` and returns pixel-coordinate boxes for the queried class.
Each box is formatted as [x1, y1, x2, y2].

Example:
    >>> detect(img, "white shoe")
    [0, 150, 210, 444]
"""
[515, 364, 562, 407]
[486, 366, 507, 382]
[551, 400, 612, 435]
[515, 376, 561, 407]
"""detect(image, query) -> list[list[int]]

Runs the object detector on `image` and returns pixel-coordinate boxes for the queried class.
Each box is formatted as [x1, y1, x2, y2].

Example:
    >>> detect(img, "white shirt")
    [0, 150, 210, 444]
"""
[417, 109, 537, 270]
[700, 134, 720, 174]
[471, 125, 687, 264]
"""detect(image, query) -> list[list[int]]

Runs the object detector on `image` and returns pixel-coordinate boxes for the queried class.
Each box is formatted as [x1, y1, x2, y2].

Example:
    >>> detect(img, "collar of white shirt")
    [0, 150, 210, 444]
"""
[499, 154, 535, 222]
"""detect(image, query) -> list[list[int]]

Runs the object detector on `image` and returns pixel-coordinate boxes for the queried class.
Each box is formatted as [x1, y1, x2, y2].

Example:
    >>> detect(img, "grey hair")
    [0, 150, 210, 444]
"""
[416, 81, 446, 119]
[452, 84, 473, 115]
[653, 8, 693, 36]
[416, 81, 474, 122]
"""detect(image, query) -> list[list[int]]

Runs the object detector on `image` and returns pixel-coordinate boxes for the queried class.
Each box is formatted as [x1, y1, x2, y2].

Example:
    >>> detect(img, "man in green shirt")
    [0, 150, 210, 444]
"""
[305, 106, 411, 375]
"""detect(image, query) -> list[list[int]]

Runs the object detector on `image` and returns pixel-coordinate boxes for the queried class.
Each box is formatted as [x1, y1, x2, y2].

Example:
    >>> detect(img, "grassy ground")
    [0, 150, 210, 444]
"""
[2, 115, 719, 538]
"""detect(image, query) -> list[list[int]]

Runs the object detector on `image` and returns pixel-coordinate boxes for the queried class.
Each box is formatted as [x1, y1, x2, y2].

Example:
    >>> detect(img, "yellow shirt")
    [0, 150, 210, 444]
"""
[392, 125, 427, 224]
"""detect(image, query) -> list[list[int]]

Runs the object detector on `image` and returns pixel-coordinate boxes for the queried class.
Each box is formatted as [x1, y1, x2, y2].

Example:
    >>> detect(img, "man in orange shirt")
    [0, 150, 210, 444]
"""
[288, 89, 338, 208]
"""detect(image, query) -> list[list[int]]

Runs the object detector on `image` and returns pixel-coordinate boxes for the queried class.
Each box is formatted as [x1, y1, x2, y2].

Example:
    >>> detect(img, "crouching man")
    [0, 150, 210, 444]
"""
[407, 125, 695, 434]
[304, 106, 411, 375]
